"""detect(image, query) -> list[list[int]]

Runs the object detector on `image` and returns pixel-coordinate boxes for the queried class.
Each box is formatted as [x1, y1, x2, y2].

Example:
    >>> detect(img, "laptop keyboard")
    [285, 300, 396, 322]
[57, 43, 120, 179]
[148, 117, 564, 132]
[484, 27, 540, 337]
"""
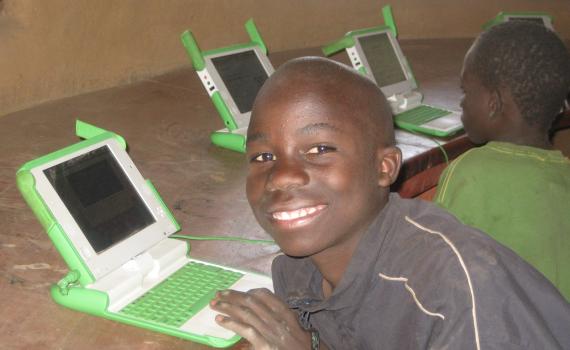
[395, 105, 450, 125]
[119, 261, 243, 327]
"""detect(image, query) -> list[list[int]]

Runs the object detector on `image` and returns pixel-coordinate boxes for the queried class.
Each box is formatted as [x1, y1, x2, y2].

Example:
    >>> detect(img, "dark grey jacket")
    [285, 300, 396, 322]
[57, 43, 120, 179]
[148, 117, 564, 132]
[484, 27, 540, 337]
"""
[272, 194, 570, 349]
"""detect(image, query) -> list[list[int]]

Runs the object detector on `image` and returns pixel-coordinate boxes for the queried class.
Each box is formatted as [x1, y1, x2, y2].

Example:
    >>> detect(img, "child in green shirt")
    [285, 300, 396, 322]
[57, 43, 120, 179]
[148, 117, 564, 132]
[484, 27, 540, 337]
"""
[435, 21, 570, 301]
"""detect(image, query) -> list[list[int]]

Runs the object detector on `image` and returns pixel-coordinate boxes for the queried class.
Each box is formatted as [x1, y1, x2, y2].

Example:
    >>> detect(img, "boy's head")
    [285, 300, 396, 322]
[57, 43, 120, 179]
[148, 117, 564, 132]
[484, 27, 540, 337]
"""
[245, 57, 401, 258]
[460, 21, 570, 144]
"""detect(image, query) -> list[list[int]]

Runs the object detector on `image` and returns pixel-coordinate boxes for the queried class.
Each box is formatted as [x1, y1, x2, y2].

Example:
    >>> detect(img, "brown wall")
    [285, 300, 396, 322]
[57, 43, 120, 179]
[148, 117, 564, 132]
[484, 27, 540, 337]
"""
[1, 0, 569, 116]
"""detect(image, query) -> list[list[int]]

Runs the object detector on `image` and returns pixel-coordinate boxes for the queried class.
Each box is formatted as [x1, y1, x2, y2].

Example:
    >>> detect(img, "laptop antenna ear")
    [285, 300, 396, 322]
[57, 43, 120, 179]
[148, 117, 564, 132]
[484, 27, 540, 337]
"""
[75, 120, 127, 150]
[180, 30, 206, 71]
[245, 18, 268, 55]
[382, 5, 398, 38]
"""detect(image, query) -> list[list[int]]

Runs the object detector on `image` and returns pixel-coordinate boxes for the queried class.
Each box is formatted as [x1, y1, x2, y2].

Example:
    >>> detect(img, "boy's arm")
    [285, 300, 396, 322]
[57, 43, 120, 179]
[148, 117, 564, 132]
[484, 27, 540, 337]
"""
[210, 288, 329, 349]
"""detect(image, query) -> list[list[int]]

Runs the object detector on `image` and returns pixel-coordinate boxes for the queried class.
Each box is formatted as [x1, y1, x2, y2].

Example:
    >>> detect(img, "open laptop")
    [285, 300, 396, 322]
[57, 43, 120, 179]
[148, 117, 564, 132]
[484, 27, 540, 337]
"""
[181, 19, 275, 153]
[16, 121, 273, 348]
[322, 6, 463, 138]
[483, 11, 554, 31]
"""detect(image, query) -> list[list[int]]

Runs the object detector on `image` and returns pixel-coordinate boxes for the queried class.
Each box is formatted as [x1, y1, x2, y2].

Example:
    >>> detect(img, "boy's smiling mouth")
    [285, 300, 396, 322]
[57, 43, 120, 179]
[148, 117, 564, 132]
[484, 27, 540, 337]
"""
[269, 204, 328, 227]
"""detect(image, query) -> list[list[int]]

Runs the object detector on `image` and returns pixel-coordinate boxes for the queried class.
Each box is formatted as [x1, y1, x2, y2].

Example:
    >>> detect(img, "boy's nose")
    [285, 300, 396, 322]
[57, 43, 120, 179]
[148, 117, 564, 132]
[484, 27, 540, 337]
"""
[266, 158, 309, 192]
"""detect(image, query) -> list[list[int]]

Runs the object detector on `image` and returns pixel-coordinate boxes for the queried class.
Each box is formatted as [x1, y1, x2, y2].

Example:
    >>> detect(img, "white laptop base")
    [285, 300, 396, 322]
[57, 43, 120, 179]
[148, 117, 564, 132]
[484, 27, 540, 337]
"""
[387, 92, 463, 136]
[91, 238, 272, 340]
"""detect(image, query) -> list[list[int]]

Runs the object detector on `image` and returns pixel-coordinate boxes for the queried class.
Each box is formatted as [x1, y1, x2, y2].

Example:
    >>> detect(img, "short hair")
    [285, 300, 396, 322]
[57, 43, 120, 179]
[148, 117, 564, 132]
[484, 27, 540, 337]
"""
[468, 21, 570, 130]
[254, 57, 395, 146]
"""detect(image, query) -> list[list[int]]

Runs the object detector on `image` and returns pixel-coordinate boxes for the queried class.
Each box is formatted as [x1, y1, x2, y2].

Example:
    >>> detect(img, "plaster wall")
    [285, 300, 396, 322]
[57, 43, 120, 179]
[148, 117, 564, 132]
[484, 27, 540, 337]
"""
[1, 0, 568, 116]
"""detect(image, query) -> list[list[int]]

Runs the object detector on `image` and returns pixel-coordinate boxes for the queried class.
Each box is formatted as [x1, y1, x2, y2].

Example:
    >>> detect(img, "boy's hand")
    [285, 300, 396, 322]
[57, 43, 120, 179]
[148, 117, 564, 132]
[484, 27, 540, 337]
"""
[210, 288, 312, 350]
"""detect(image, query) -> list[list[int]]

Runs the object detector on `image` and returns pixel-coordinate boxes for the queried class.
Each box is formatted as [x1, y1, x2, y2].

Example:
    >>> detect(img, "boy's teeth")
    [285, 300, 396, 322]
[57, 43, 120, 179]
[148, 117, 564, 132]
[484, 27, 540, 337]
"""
[273, 206, 320, 221]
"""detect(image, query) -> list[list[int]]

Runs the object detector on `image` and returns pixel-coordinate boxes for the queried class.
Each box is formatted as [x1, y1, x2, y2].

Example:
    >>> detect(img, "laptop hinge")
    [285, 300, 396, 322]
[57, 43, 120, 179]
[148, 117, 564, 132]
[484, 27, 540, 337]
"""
[388, 91, 423, 114]
[88, 238, 190, 312]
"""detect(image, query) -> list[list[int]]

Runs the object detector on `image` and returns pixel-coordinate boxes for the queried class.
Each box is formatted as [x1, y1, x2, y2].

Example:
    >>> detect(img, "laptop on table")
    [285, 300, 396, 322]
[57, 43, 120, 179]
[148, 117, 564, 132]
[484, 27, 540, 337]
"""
[322, 6, 463, 138]
[181, 19, 275, 153]
[16, 121, 272, 348]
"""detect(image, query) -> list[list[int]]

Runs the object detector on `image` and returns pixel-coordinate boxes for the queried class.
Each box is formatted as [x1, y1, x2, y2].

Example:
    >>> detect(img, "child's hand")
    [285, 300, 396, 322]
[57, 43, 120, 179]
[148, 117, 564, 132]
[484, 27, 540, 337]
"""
[210, 288, 313, 350]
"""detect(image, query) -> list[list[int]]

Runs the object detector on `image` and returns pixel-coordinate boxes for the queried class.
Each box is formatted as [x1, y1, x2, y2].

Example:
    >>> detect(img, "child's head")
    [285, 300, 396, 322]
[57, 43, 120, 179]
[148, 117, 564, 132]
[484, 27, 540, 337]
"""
[460, 21, 570, 145]
[245, 57, 401, 258]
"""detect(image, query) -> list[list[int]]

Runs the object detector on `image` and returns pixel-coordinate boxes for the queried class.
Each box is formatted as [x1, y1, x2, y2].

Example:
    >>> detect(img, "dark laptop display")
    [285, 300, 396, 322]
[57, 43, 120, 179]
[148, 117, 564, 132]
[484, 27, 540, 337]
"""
[359, 32, 407, 87]
[212, 50, 269, 114]
[44, 146, 155, 253]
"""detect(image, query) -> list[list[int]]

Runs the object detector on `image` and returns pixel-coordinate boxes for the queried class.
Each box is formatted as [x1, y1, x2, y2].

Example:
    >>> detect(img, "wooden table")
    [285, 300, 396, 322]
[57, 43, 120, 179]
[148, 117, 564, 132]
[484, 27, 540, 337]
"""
[0, 38, 475, 349]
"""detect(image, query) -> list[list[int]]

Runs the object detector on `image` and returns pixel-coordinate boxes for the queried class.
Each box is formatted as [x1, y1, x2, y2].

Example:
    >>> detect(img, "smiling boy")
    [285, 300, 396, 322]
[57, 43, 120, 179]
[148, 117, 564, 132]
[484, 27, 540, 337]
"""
[210, 57, 570, 349]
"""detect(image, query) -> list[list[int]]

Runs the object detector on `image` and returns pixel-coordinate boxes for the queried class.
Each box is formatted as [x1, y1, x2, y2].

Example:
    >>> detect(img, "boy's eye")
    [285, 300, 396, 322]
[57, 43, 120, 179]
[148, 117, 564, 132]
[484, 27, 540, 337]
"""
[306, 145, 336, 155]
[251, 152, 276, 162]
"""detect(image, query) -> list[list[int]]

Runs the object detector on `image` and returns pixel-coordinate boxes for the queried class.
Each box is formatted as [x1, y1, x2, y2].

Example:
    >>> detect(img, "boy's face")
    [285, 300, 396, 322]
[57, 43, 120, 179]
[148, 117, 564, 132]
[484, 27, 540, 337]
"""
[460, 52, 495, 144]
[245, 80, 396, 259]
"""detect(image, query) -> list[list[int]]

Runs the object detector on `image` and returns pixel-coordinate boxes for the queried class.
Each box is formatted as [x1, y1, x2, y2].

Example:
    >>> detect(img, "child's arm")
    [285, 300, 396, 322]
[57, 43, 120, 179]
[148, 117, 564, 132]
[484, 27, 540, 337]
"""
[210, 288, 328, 349]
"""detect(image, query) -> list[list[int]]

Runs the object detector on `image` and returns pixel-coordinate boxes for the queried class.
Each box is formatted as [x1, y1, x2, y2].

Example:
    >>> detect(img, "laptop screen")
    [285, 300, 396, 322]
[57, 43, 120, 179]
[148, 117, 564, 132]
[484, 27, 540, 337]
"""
[358, 32, 407, 87]
[507, 16, 547, 25]
[500, 13, 554, 31]
[43, 145, 155, 254]
[211, 50, 269, 114]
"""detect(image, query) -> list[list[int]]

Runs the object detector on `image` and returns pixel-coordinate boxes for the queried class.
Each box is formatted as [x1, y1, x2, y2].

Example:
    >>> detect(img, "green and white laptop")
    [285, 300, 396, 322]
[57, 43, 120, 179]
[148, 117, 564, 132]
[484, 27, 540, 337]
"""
[181, 19, 275, 153]
[322, 6, 463, 138]
[483, 11, 554, 31]
[16, 121, 272, 348]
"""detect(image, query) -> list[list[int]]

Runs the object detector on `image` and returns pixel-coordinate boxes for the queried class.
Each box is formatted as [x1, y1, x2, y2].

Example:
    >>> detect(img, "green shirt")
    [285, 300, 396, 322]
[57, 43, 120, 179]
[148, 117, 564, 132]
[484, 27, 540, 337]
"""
[435, 141, 570, 301]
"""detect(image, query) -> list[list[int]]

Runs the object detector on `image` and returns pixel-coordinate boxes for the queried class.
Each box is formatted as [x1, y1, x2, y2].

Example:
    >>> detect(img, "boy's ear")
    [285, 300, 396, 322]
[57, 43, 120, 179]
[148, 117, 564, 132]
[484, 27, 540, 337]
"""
[488, 88, 503, 119]
[377, 146, 402, 187]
